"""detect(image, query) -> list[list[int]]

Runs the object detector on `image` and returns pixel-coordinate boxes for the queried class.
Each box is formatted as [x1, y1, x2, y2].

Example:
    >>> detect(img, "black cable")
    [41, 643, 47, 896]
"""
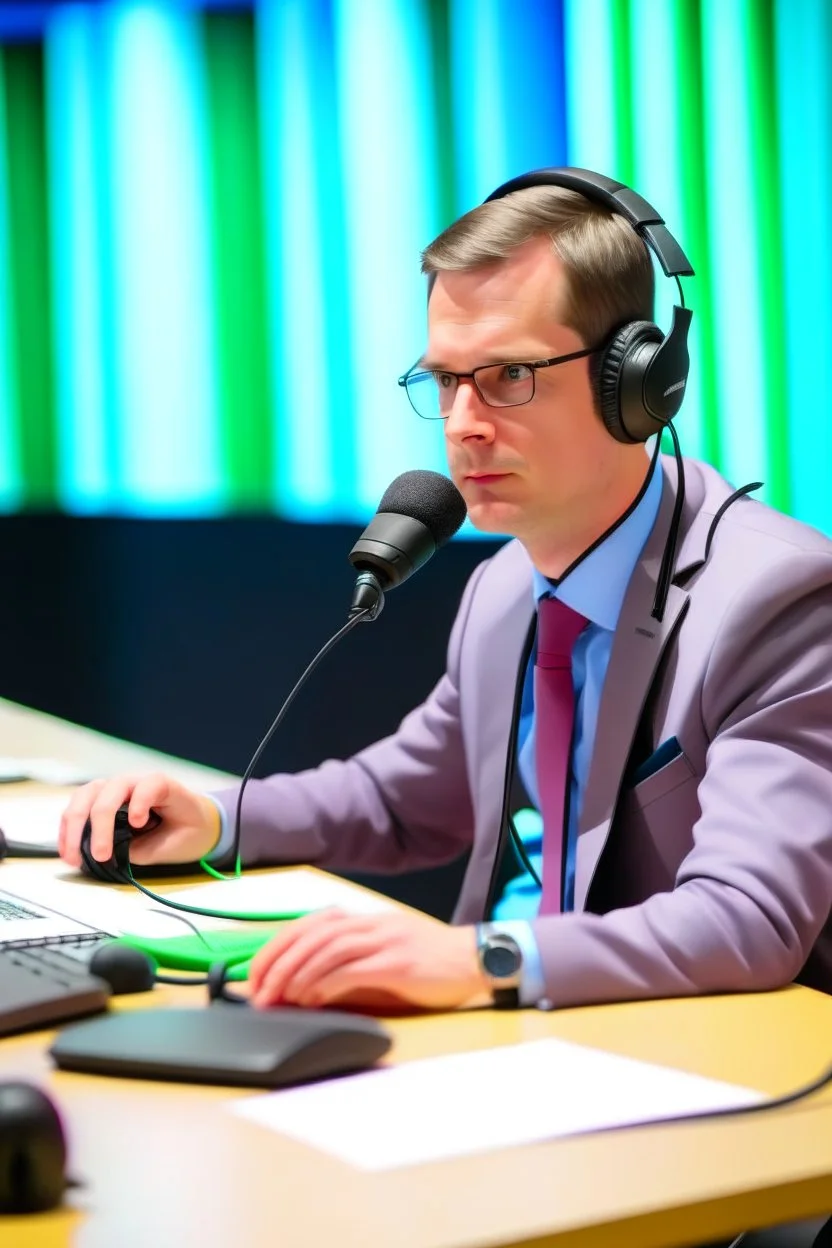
[593, 1058, 832, 1137]
[645, 274, 689, 623]
[651, 418, 686, 622]
[674, 273, 686, 310]
[483, 618, 537, 918]
[229, 609, 371, 874]
[153, 969, 209, 986]
[114, 609, 371, 920]
[702, 481, 764, 565]
[111, 910, 242, 996]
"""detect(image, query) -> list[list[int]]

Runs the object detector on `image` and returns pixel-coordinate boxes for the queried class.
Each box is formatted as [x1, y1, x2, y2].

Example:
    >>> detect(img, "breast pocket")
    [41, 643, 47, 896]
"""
[630, 749, 696, 809]
[600, 750, 701, 906]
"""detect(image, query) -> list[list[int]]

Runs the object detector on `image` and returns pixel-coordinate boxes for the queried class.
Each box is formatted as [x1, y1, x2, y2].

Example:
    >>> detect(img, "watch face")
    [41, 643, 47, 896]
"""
[483, 942, 520, 979]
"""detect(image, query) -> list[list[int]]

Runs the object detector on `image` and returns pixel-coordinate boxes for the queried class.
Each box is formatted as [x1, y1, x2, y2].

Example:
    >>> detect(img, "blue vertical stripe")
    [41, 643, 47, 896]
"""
[563, 0, 619, 174]
[333, 0, 446, 512]
[46, 5, 112, 510]
[105, 2, 221, 513]
[256, 0, 348, 519]
[450, 0, 568, 211]
[0, 51, 21, 509]
[700, 0, 768, 494]
[627, 0, 706, 463]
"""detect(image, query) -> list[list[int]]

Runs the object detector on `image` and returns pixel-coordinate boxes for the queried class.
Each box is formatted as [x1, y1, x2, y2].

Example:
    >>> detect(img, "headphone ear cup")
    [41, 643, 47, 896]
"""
[593, 321, 664, 444]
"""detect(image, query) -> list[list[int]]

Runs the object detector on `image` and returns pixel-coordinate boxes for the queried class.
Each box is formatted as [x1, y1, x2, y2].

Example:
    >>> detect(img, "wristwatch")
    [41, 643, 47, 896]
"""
[476, 924, 523, 1009]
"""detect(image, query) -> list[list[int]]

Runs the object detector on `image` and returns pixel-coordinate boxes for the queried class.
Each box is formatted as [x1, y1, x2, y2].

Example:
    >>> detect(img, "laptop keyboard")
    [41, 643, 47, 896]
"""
[0, 939, 112, 1037]
[0, 894, 48, 922]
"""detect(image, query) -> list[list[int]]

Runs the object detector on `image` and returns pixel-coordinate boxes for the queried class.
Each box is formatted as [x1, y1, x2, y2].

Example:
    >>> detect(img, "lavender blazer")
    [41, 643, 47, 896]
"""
[213, 456, 832, 1006]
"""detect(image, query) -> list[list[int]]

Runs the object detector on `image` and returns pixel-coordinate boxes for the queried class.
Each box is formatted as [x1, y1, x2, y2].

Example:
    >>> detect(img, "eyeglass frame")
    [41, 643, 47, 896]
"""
[397, 346, 597, 420]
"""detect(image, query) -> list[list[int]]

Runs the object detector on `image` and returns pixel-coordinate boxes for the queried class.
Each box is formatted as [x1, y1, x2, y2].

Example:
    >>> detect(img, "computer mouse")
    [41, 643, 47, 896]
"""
[88, 943, 157, 994]
[79, 804, 162, 883]
[0, 826, 6, 860]
[0, 1081, 67, 1213]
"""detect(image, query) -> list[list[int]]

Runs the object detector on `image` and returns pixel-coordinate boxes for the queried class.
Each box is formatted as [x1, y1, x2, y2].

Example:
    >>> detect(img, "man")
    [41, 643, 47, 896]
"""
[59, 174, 832, 1016]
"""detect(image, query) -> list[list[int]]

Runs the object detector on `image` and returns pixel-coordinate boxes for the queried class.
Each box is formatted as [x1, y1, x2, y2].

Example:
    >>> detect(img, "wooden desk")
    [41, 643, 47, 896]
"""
[1, 700, 832, 1248]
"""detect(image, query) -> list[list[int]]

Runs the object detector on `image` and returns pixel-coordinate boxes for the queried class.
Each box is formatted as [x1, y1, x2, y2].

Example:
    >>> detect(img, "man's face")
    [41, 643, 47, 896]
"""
[425, 237, 626, 547]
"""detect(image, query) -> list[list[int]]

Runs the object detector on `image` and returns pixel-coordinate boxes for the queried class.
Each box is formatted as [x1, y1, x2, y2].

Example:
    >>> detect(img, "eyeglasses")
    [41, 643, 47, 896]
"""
[397, 347, 596, 421]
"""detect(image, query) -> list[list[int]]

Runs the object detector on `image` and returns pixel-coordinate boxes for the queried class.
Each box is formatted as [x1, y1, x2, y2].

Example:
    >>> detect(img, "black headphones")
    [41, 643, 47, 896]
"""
[484, 167, 694, 445]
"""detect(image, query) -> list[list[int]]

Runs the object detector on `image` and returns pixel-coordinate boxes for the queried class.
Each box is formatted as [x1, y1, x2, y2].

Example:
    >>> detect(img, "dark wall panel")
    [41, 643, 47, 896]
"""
[0, 517, 501, 917]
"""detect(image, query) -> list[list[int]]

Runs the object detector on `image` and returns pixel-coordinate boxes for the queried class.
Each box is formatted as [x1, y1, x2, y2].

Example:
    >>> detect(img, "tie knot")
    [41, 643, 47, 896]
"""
[536, 595, 588, 667]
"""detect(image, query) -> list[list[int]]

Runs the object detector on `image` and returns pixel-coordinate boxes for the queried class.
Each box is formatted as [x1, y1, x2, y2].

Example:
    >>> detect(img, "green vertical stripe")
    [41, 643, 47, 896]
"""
[609, 0, 635, 184]
[426, 0, 458, 231]
[2, 42, 57, 507]
[673, 0, 721, 467]
[202, 10, 273, 508]
[746, 0, 789, 513]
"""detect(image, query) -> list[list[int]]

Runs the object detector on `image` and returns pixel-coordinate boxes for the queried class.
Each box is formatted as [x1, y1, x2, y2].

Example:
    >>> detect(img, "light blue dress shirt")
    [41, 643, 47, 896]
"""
[492, 451, 663, 1003]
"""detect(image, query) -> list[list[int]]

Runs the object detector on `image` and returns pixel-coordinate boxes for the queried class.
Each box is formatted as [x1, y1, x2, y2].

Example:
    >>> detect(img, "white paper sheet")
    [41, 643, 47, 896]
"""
[230, 1037, 762, 1170]
[166, 870, 397, 917]
[1, 862, 395, 941]
[1, 861, 226, 939]
[0, 757, 95, 786]
[0, 793, 71, 848]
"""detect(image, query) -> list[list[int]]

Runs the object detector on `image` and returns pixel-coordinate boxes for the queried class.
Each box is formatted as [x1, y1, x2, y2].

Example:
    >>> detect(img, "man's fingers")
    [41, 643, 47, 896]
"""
[249, 926, 337, 1003]
[247, 911, 365, 999]
[59, 777, 139, 865]
[86, 780, 141, 862]
[298, 953, 400, 1009]
[58, 779, 107, 864]
[247, 909, 345, 989]
[256, 932, 379, 1007]
[126, 773, 174, 827]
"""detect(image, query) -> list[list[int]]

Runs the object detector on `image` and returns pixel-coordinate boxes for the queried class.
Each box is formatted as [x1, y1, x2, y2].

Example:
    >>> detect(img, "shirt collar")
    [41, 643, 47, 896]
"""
[531, 449, 663, 631]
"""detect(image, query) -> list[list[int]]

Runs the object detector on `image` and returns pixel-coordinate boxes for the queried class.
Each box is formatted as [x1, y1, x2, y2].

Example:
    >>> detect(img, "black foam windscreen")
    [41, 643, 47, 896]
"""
[376, 470, 467, 547]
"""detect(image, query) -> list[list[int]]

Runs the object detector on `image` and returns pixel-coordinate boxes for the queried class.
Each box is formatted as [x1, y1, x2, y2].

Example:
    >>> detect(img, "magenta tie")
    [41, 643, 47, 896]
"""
[535, 596, 588, 914]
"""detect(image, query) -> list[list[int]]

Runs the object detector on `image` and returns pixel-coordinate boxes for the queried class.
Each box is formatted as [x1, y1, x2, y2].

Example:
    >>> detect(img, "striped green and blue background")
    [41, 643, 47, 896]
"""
[0, 0, 828, 531]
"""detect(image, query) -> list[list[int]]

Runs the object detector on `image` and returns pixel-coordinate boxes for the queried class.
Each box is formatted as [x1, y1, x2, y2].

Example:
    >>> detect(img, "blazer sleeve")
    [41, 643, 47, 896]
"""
[530, 549, 832, 1007]
[208, 560, 488, 874]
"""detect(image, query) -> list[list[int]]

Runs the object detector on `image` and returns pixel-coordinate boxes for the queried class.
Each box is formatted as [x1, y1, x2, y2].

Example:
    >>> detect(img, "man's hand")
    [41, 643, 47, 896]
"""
[248, 909, 490, 1013]
[58, 773, 221, 869]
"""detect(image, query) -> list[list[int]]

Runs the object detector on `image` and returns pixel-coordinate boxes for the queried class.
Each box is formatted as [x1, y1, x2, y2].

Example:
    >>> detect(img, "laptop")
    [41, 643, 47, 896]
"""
[0, 886, 105, 946]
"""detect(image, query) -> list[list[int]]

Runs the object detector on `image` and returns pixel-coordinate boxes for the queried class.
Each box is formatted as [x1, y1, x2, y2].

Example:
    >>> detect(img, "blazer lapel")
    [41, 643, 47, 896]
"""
[573, 459, 702, 911]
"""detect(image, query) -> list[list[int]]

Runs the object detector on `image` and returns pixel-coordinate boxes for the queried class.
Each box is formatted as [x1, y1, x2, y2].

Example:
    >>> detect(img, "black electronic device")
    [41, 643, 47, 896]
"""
[0, 1081, 69, 1214]
[79, 804, 162, 883]
[0, 935, 155, 997]
[0, 945, 110, 1037]
[0, 827, 5, 860]
[50, 1005, 392, 1088]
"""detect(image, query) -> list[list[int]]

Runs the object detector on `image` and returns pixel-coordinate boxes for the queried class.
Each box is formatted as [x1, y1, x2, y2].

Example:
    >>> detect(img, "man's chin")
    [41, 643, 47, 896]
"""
[465, 502, 519, 536]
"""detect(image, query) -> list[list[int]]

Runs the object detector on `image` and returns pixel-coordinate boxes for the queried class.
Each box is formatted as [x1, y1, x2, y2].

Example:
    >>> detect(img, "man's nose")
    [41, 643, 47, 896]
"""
[444, 380, 495, 443]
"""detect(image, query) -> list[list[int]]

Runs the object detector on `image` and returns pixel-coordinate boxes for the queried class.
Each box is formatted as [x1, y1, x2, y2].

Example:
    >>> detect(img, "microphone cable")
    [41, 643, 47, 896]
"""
[113, 609, 371, 921]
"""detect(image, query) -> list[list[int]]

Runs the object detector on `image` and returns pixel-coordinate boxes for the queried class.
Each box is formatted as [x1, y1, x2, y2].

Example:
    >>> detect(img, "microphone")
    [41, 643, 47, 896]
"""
[348, 470, 467, 620]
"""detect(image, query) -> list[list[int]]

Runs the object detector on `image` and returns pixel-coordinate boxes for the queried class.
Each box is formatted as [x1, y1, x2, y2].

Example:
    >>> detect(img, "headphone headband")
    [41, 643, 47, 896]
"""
[484, 167, 694, 279]
[480, 165, 693, 445]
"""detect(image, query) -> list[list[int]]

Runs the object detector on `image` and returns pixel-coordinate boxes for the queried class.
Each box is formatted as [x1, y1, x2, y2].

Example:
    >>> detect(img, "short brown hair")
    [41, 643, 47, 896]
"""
[421, 186, 654, 349]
